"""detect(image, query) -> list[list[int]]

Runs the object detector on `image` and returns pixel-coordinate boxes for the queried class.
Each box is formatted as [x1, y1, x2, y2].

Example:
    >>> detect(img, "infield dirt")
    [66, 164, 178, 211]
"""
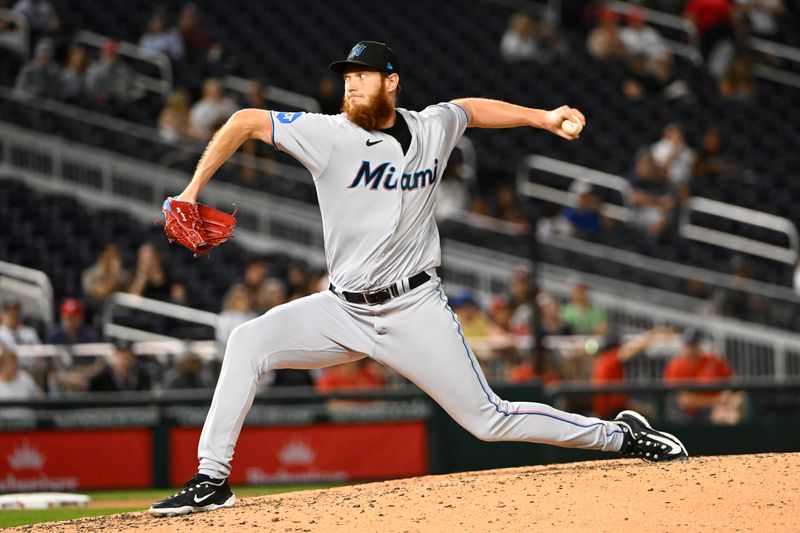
[11, 452, 799, 532]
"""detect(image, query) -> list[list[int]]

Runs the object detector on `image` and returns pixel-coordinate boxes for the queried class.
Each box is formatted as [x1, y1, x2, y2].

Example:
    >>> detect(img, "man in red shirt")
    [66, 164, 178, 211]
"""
[663, 329, 736, 421]
[592, 326, 674, 419]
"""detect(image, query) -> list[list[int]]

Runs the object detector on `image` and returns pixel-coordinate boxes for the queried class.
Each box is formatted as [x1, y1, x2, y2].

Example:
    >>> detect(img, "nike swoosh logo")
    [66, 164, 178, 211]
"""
[648, 433, 683, 455]
[194, 492, 215, 503]
[366, 139, 382, 146]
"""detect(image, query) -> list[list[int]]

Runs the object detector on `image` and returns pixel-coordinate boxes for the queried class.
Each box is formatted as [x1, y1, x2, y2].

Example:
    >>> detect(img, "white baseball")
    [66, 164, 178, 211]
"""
[561, 119, 582, 135]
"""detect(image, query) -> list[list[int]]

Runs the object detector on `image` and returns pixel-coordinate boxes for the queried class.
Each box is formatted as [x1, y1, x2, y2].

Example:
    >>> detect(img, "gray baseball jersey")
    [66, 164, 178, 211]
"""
[269, 103, 467, 291]
[194, 104, 628, 481]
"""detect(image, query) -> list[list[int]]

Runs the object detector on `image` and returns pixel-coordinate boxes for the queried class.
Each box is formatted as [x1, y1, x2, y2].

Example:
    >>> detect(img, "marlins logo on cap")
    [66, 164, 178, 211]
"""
[330, 41, 401, 74]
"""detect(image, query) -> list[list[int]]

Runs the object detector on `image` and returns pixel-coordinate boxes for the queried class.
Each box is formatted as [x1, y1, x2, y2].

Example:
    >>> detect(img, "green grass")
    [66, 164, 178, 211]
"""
[0, 484, 341, 528]
[0, 508, 139, 528]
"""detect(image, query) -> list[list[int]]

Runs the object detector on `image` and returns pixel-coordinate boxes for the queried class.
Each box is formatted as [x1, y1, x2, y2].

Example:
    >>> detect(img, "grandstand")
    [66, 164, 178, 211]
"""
[1, 0, 800, 493]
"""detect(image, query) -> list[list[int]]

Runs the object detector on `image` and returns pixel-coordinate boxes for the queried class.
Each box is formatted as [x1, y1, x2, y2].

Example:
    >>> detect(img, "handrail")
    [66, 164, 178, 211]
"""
[221, 75, 320, 112]
[679, 197, 799, 265]
[0, 7, 29, 60]
[14, 340, 220, 359]
[0, 260, 53, 324]
[748, 37, 800, 64]
[606, 0, 703, 64]
[72, 30, 172, 95]
[516, 154, 633, 221]
[103, 292, 219, 328]
[0, 85, 310, 185]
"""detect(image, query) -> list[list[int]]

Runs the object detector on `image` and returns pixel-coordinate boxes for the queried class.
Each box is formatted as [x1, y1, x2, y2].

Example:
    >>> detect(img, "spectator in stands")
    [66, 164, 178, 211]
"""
[500, 12, 538, 62]
[216, 283, 258, 345]
[712, 255, 765, 321]
[139, 12, 185, 62]
[46, 298, 97, 344]
[82, 243, 130, 304]
[242, 79, 267, 108]
[450, 292, 493, 359]
[591, 327, 674, 419]
[718, 54, 756, 101]
[495, 186, 529, 227]
[88, 341, 151, 392]
[316, 75, 341, 115]
[86, 39, 135, 105]
[650, 123, 695, 202]
[60, 46, 90, 103]
[127, 242, 178, 302]
[257, 278, 289, 314]
[683, 0, 736, 78]
[622, 53, 691, 102]
[563, 181, 603, 237]
[13, 38, 61, 99]
[560, 281, 607, 334]
[735, 0, 784, 38]
[507, 351, 561, 385]
[534, 20, 570, 64]
[316, 359, 385, 393]
[619, 8, 669, 65]
[663, 329, 743, 423]
[12, 0, 59, 40]
[163, 350, 216, 389]
[586, 7, 627, 60]
[287, 262, 312, 300]
[158, 89, 201, 143]
[537, 292, 572, 336]
[693, 127, 739, 185]
[0, 349, 43, 416]
[189, 78, 238, 140]
[0, 299, 40, 349]
[628, 150, 675, 237]
[178, 2, 211, 62]
[242, 257, 269, 309]
[0, 0, 25, 56]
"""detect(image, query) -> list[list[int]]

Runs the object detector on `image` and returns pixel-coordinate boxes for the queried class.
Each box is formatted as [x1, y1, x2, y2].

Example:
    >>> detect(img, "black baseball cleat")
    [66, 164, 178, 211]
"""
[615, 410, 689, 462]
[148, 473, 235, 517]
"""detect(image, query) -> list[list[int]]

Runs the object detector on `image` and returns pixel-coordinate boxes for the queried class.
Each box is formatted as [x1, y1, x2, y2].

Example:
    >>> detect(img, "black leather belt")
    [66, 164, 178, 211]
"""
[330, 271, 431, 306]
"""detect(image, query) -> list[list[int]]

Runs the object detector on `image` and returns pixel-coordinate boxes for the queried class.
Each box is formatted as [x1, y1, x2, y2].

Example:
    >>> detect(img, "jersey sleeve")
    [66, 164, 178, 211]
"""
[419, 102, 469, 157]
[269, 111, 337, 178]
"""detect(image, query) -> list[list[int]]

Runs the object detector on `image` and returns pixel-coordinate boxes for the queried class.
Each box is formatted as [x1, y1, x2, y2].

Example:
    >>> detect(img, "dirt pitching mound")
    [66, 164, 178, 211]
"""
[14, 453, 799, 532]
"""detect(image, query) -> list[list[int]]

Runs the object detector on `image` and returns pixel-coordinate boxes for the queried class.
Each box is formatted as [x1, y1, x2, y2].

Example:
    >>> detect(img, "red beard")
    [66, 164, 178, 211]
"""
[342, 86, 395, 130]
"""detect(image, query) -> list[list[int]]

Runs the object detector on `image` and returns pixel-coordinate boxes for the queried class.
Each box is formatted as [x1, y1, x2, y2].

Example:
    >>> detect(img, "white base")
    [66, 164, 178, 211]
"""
[0, 493, 90, 510]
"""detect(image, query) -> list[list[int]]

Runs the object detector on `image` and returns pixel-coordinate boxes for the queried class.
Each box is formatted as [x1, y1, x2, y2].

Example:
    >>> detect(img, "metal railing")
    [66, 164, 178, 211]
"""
[0, 7, 29, 60]
[748, 37, 800, 89]
[72, 30, 173, 96]
[679, 197, 799, 265]
[221, 75, 321, 112]
[516, 154, 633, 222]
[0, 85, 310, 186]
[0, 261, 53, 325]
[102, 292, 219, 343]
[606, 1, 703, 64]
[4, 121, 800, 382]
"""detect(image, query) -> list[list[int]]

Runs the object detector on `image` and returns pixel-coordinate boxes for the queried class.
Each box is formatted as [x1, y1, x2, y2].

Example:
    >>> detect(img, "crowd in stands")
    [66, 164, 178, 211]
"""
[3, 0, 796, 424]
[0, 242, 744, 425]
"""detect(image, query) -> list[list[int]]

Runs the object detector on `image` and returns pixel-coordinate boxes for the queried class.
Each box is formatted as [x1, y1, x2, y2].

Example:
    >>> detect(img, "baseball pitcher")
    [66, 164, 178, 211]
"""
[151, 41, 687, 517]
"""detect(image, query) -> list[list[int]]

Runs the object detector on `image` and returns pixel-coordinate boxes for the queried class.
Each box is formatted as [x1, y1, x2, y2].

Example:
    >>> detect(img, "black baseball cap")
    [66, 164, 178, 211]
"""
[330, 41, 400, 75]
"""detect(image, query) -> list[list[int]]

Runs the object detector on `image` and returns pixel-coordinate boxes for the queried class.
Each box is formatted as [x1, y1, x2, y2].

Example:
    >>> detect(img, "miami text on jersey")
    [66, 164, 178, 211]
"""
[348, 159, 439, 191]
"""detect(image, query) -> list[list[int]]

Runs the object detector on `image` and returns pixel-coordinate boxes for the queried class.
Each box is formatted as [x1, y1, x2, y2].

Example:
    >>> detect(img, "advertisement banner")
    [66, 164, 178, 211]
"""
[171, 422, 427, 485]
[0, 429, 152, 490]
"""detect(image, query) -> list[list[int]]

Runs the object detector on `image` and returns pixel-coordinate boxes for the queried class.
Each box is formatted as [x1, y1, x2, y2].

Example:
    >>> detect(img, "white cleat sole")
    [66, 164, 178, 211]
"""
[618, 410, 689, 459]
[148, 494, 236, 517]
